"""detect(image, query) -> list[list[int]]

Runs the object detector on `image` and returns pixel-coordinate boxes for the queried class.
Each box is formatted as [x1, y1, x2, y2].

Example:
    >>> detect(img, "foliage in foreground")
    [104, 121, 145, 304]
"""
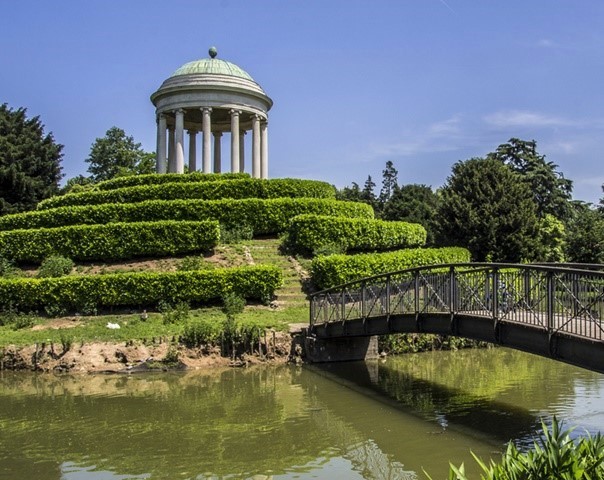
[426, 418, 604, 480]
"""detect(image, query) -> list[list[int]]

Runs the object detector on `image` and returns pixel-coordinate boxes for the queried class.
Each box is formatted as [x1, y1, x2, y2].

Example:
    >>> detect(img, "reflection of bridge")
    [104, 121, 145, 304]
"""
[309, 263, 604, 372]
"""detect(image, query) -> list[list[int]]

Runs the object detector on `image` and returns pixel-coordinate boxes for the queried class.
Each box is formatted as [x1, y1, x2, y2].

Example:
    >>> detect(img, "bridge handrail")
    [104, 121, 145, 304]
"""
[309, 262, 604, 298]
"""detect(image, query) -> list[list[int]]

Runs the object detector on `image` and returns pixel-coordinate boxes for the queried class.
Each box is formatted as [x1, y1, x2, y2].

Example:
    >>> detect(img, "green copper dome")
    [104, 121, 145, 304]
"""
[171, 58, 254, 81]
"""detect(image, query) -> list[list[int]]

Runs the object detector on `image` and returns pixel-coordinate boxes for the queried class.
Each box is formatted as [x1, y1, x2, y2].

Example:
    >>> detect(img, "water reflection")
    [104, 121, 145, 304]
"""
[0, 348, 603, 479]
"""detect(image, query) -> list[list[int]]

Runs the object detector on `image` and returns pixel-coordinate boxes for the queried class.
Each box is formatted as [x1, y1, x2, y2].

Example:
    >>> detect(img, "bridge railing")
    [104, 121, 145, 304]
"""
[310, 263, 604, 342]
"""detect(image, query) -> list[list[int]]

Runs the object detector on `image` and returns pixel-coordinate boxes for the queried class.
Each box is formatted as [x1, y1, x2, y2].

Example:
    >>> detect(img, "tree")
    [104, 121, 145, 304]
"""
[0, 104, 63, 215]
[565, 203, 604, 263]
[336, 182, 363, 202]
[487, 138, 573, 220]
[382, 184, 439, 245]
[360, 175, 378, 211]
[85, 126, 154, 182]
[378, 160, 399, 210]
[436, 157, 540, 262]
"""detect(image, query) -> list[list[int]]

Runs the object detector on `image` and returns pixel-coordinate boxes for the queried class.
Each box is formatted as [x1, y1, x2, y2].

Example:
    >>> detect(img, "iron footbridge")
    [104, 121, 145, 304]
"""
[309, 263, 604, 372]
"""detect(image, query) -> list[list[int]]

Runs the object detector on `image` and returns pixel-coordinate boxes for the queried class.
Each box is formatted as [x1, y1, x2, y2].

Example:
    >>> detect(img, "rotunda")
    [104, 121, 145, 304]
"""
[150, 47, 272, 177]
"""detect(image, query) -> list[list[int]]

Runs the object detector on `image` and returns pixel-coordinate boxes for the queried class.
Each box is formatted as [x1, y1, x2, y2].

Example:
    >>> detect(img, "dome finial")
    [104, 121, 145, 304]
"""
[209, 46, 218, 59]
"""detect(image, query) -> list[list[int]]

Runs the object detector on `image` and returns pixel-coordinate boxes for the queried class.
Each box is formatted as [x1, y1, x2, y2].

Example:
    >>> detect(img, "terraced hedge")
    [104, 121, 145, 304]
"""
[286, 214, 426, 254]
[0, 220, 220, 263]
[0, 265, 282, 314]
[39, 178, 336, 210]
[311, 247, 471, 289]
[95, 172, 250, 191]
[0, 198, 374, 234]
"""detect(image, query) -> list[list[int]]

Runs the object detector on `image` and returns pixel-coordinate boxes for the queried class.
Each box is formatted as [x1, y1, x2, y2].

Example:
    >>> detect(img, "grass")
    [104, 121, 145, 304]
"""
[0, 238, 309, 348]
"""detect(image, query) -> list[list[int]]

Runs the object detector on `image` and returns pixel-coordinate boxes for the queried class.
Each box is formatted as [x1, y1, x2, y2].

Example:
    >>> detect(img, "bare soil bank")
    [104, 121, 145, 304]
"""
[0, 331, 301, 374]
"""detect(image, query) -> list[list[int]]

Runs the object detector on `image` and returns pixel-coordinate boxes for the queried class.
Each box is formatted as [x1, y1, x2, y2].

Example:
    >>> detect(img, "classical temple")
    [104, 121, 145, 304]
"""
[150, 47, 272, 177]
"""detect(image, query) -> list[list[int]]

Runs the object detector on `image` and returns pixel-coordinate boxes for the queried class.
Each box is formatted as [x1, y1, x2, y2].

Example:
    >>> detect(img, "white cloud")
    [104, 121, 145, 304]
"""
[484, 110, 575, 128]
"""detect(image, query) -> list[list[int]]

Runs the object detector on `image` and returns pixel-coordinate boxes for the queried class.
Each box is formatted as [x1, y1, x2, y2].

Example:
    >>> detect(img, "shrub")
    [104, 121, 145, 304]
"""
[177, 255, 213, 271]
[181, 318, 222, 347]
[0, 198, 374, 234]
[220, 224, 254, 244]
[0, 265, 282, 315]
[37, 256, 74, 278]
[159, 300, 190, 325]
[286, 214, 427, 255]
[0, 220, 220, 263]
[311, 247, 471, 289]
[37, 178, 336, 210]
[0, 256, 22, 278]
[95, 172, 249, 191]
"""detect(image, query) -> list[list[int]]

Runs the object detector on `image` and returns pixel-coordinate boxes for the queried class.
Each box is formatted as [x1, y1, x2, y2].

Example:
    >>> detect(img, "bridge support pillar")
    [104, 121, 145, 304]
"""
[304, 335, 379, 363]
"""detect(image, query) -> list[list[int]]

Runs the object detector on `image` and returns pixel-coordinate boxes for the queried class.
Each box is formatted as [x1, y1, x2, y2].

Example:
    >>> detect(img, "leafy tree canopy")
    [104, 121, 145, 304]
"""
[85, 126, 154, 182]
[378, 160, 399, 208]
[382, 184, 439, 245]
[436, 157, 540, 262]
[565, 202, 604, 263]
[487, 138, 573, 220]
[0, 103, 63, 215]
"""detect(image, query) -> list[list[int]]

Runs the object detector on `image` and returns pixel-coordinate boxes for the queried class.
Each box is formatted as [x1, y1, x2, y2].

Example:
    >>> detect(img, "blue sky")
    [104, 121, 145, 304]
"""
[1, 1, 602, 203]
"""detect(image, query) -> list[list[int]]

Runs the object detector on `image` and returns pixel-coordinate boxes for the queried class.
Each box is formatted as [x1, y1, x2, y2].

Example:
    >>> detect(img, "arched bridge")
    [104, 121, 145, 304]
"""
[308, 263, 604, 373]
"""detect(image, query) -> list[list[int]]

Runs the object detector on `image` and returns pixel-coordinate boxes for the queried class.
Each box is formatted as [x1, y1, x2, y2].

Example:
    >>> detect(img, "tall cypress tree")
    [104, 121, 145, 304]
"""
[0, 104, 63, 215]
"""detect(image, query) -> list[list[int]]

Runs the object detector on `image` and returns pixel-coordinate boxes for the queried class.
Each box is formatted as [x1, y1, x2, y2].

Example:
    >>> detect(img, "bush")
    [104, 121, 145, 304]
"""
[0, 265, 282, 315]
[220, 224, 254, 244]
[181, 318, 222, 347]
[311, 247, 471, 289]
[286, 214, 427, 255]
[0, 198, 374, 234]
[0, 220, 220, 263]
[0, 257, 22, 278]
[37, 255, 74, 278]
[95, 172, 249, 191]
[159, 300, 190, 325]
[38, 178, 336, 210]
[177, 255, 213, 271]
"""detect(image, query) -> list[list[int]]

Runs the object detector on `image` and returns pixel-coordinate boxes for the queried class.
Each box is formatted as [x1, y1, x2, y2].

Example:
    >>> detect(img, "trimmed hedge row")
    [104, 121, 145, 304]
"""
[95, 172, 250, 191]
[0, 265, 282, 314]
[39, 178, 336, 210]
[0, 198, 374, 233]
[311, 247, 471, 289]
[0, 220, 220, 263]
[287, 214, 426, 254]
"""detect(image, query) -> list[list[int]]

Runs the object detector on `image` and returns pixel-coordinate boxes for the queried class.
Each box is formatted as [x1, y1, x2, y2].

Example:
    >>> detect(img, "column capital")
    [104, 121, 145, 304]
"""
[229, 109, 242, 116]
[174, 108, 185, 115]
[201, 107, 213, 114]
[156, 112, 166, 122]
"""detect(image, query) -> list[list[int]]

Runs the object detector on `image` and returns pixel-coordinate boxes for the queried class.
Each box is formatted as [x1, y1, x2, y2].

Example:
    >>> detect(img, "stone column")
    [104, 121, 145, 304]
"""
[174, 109, 185, 174]
[252, 115, 261, 179]
[213, 132, 222, 173]
[260, 121, 268, 179]
[167, 125, 175, 173]
[156, 113, 167, 174]
[188, 130, 197, 172]
[230, 109, 240, 173]
[201, 107, 212, 173]
[239, 131, 246, 173]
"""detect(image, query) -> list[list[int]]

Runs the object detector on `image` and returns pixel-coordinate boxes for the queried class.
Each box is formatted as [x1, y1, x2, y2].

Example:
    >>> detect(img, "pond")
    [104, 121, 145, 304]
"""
[1, 348, 603, 479]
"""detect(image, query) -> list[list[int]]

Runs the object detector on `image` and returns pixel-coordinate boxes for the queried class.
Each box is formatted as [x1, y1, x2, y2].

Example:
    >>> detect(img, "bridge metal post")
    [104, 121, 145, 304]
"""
[492, 267, 499, 319]
[310, 297, 315, 327]
[414, 270, 420, 320]
[361, 281, 367, 319]
[547, 271, 554, 334]
[449, 266, 456, 334]
[385, 275, 391, 315]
